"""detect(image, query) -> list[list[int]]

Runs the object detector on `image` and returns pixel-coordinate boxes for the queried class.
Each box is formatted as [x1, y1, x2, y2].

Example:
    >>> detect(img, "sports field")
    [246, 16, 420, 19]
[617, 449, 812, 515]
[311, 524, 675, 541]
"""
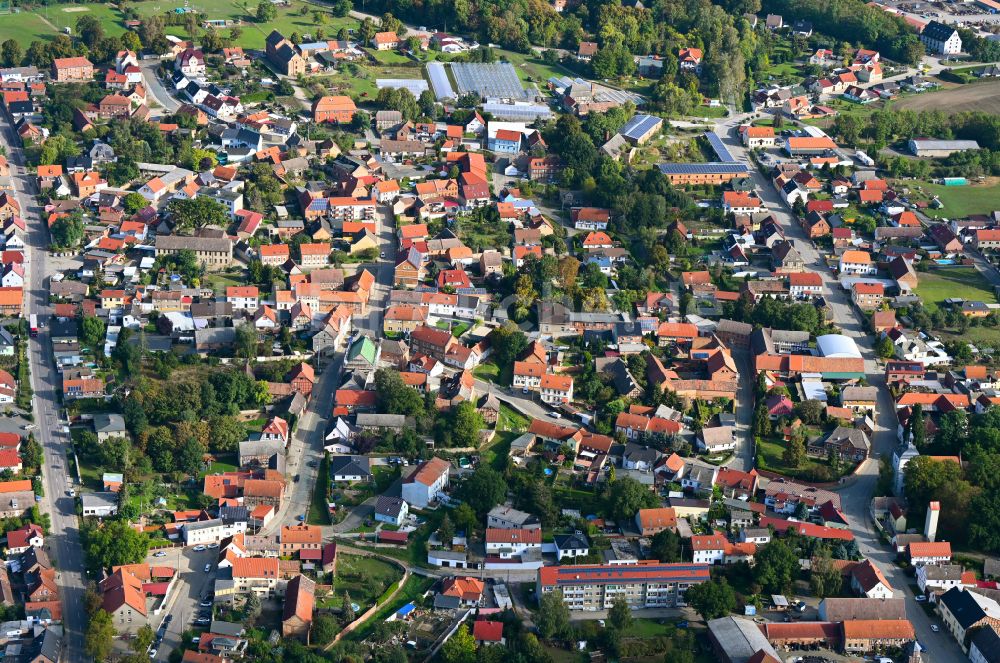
[918, 180, 1000, 219]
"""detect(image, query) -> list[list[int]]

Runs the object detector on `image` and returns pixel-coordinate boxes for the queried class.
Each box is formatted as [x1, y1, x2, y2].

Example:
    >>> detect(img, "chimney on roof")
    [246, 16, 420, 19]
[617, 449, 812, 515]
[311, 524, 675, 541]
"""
[924, 501, 940, 542]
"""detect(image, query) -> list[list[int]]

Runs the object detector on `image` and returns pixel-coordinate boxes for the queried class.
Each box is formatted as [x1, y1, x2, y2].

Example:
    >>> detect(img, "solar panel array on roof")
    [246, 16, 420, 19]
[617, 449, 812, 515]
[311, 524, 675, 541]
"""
[705, 131, 736, 162]
[658, 163, 750, 175]
[452, 62, 526, 100]
[426, 62, 456, 101]
[620, 114, 661, 140]
[376, 78, 429, 98]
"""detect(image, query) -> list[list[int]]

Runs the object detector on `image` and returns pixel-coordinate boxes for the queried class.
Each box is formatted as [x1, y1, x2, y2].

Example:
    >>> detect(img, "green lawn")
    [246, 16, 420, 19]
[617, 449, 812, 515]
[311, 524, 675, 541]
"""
[473, 362, 500, 383]
[366, 48, 413, 65]
[497, 403, 530, 432]
[331, 554, 404, 610]
[199, 455, 239, 478]
[0, 10, 63, 44]
[346, 574, 435, 642]
[496, 48, 577, 85]
[756, 437, 853, 482]
[914, 266, 998, 312]
[918, 181, 1000, 219]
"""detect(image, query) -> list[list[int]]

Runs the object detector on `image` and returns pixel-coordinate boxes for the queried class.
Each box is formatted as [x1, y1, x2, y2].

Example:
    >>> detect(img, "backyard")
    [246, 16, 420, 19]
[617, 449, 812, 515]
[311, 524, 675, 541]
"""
[328, 554, 404, 611]
[756, 437, 855, 482]
[913, 266, 998, 312]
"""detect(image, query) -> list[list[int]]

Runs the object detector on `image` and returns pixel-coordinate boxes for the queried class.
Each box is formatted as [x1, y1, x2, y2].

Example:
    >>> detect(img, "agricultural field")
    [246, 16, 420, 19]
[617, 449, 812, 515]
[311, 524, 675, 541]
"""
[894, 79, 1000, 115]
[914, 266, 998, 312]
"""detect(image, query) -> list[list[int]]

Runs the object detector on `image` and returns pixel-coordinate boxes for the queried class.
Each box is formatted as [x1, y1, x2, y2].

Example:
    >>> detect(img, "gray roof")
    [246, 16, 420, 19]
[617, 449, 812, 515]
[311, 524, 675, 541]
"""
[375, 495, 406, 518]
[186, 518, 224, 532]
[910, 138, 979, 151]
[941, 587, 1000, 629]
[219, 505, 250, 524]
[155, 234, 233, 253]
[923, 564, 964, 580]
[622, 442, 659, 464]
[553, 532, 589, 551]
[970, 623, 1000, 663]
[210, 620, 245, 637]
[81, 492, 117, 508]
[329, 455, 371, 478]
[433, 594, 462, 610]
[239, 439, 285, 459]
[658, 162, 749, 175]
[819, 597, 906, 622]
[92, 412, 126, 434]
[842, 386, 878, 402]
[706, 616, 779, 663]
[824, 426, 871, 451]
[355, 413, 411, 429]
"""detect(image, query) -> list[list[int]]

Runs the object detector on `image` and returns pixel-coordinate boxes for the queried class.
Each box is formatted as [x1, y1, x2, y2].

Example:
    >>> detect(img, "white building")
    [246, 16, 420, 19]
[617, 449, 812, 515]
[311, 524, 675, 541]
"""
[401, 457, 450, 508]
[81, 492, 118, 517]
[184, 518, 247, 546]
[484, 528, 542, 559]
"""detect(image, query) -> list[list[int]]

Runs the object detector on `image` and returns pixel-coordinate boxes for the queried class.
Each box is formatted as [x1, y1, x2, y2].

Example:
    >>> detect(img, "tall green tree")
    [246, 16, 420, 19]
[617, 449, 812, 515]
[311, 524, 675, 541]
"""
[536, 590, 571, 639]
[441, 624, 476, 663]
[608, 595, 633, 631]
[608, 476, 659, 521]
[85, 610, 115, 660]
[458, 465, 506, 516]
[754, 539, 800, 594]
[685, 578, 737, 620]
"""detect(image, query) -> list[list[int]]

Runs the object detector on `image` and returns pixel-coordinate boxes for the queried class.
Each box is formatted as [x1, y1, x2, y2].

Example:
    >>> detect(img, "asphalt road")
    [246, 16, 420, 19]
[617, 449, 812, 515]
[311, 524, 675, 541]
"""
[140, 60, 181, 115]
[716, 119, 964, 660]
[0, 106, 88, 659]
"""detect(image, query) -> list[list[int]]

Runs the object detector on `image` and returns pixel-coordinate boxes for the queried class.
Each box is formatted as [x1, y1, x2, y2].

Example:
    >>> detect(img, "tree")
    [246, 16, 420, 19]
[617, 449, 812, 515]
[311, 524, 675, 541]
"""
[536, 590, 571, 639]
[81, 316, 106, 349]
[341, 591, 356, 623]
[255, 1, 277, 22]
[608, 476, 659, 521]
[209, 415, 245, 452]
[438, 514, 455, 545]
[875, 334, 896, 359]
[418, 89, 437, 118]
[793, 400, 823, 425]
[754, 539, 800, 594]
[76, 15, 105, 49]
[123, 192, 147, 215]
[451, 401, 485, 448]
[0, 40, 22, 68]
[374, 368, 424, 417]
[234, 323, 257, 360]
[608, 595, 633, 631]
[459, 465, 506, 516]
[753, 402, 770, 438]
[84, 520, 150, 573]
[245, 591, 262, 621]
[784, 430, 805, 468]
[685, 578, 737, 620]
[312, 614, 338, 644]
[650, 528, 682, 562]
[167, 197, 229, 232]
[441, 624, 476, 663]
[21, 437, 42, 470]
[131, 624, 155, 654]
[50, 213, 84, 249]
[490, 323, 528, 373]
[910, 403, 926, 448]
[810, 555, 844, 598]
[85, 610, 115, 661]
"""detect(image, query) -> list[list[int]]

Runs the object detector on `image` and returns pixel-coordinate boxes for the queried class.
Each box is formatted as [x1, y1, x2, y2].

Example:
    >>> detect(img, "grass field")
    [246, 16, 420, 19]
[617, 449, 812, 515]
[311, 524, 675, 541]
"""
[756, 437, 852, 481]
[894, 79, 1000, 115]
[917, 181, 1000, 219]
[331, 554, 404, 609]
[0, 9, 63, 44]
[914, 266, 997, 312]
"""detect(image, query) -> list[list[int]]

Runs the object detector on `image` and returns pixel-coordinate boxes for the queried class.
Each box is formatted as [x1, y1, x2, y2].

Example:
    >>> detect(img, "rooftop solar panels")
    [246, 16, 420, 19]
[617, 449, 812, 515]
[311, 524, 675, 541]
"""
[657, 163, 750, 175]
[705, 131, 736, 162]
[452, 62, 526, 100]
[619, 114, 661, 141]
[426, 62, 456, 101]
[376, 78, 429, 98]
